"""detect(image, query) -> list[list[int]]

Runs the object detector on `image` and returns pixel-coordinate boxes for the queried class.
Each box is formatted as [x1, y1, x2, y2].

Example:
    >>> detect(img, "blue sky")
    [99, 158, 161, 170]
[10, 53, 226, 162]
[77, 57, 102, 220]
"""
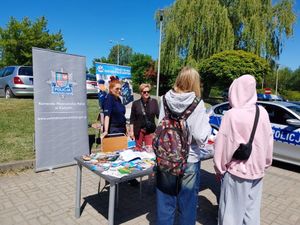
[0, 0, 299, 70]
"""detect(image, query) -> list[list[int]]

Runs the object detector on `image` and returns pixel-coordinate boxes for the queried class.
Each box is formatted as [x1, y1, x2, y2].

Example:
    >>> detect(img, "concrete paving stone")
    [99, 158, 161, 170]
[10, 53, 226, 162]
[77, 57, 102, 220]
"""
[0, 217, 15, 225]
[48, 208, 70, 218]
[28, 218, 43, 225]
[23, 209, 44, 220]
[48, 202, 62, 212]
[87, 217, 104, 225]
[39, 205, 53, 214]
[0, 209, 16, 221]
[54, 216, 77, 225]
[289, 214, 299, 223]
[37, 215, 51, 225]
[12, 214, 26, 223]
[2, 200, 14, 209]
[270, 222, 282, 225]
[274, 216, 297, 225]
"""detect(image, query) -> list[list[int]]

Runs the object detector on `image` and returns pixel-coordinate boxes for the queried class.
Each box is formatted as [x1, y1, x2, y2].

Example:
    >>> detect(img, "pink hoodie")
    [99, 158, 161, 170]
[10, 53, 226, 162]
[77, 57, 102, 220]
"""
[213, 75, 273, 180]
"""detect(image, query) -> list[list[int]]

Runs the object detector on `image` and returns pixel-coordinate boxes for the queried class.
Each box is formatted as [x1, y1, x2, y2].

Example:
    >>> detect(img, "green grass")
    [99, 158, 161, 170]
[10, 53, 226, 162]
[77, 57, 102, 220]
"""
[0, 98, 100, 163]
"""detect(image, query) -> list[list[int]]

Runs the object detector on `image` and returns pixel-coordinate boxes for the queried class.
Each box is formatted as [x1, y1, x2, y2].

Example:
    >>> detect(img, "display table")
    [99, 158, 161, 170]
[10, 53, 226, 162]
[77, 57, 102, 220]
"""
[74, 154, 154, 225]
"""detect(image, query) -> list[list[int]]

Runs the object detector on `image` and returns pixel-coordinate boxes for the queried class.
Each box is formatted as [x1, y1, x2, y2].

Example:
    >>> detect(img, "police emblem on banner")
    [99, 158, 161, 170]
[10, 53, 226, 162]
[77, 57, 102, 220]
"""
[50, 71, 73, 95]
[56, 72, 69, 87]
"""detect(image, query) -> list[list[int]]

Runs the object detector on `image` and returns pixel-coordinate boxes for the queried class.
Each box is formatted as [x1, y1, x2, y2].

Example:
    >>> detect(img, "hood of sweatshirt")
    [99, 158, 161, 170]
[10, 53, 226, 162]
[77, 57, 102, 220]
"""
[164, 89, 196, 113]
[228, 74, 257, 108]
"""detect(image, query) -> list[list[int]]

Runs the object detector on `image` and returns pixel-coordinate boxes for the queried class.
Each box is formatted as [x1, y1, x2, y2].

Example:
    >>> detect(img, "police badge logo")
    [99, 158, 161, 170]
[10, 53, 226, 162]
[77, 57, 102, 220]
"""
[50, 70, 73, 96]
[56, 72, 69, 87]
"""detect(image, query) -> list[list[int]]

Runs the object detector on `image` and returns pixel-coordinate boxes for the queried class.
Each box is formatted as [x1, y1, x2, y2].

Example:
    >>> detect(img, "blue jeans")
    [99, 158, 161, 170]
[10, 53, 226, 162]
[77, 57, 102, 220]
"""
[156, 161, 201, 225]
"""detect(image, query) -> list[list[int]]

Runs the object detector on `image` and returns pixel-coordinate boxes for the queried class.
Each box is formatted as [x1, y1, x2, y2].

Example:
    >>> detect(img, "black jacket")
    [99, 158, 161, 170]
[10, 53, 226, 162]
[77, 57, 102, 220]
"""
[130, 97, 159, 138]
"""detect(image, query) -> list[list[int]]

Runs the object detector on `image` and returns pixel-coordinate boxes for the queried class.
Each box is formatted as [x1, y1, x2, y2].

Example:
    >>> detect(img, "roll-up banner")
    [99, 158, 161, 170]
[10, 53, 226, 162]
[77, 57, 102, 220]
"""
[32, 47, 89, 172]
[95, 62, 133, 105]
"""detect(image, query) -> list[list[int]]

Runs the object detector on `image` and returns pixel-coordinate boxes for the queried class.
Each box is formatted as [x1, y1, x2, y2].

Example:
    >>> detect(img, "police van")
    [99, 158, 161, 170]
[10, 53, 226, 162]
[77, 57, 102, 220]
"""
[208, 101, 300, 166]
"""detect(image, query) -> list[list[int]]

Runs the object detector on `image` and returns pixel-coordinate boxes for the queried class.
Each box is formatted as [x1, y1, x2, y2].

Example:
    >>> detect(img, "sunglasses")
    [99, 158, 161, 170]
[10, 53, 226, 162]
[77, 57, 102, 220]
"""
[142, 91, 150, 94]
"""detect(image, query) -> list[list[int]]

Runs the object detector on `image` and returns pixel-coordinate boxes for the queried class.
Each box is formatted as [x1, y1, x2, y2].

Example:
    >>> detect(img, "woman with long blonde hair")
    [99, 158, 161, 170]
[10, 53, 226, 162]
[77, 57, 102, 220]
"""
[155, 66, 211, 225]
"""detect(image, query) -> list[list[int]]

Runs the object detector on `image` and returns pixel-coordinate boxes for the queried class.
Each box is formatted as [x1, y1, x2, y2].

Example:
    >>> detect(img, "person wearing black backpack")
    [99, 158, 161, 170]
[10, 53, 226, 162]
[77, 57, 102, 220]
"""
[213, 75, 273, 225]
[154, 67, 211, 225]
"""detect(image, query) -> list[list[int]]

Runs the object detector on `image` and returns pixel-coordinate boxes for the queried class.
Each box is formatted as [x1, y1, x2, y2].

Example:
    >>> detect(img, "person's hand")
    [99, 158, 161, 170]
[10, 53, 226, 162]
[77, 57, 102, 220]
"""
[129, 130, 135, 140]
[101, 131, 108, 139]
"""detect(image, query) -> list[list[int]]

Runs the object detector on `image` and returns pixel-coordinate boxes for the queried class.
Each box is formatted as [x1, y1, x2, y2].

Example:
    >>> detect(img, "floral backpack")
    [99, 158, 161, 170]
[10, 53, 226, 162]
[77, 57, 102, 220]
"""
[152, 95, 200, 176]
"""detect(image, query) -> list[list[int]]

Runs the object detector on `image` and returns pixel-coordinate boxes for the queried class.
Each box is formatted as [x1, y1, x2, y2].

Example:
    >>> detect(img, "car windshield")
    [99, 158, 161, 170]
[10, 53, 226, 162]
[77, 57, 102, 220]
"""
[86, 74, 96, 81]
[286, 105, 300, 117]
[18, 67, 33, 76]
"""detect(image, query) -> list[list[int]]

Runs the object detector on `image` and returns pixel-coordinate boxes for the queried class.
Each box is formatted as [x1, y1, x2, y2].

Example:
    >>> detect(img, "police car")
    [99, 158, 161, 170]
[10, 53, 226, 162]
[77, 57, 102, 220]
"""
[208, 101, 300, 166]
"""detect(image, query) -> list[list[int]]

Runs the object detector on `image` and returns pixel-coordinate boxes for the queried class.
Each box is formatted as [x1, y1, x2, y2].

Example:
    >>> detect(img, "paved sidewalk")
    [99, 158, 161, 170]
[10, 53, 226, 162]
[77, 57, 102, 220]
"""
[0, 159, 299, 225]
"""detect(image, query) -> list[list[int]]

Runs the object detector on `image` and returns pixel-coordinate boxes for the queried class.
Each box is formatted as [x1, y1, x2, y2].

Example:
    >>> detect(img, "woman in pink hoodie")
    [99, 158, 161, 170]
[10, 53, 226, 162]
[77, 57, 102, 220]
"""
[213, 74, 273, 225]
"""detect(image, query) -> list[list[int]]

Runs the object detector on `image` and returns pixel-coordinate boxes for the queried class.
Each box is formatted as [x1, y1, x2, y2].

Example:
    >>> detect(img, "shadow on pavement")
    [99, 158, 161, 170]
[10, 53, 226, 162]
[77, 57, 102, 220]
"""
[81, 169, 220, 224]
[197, 169, 220, 225]
[82, 179, 156, 224]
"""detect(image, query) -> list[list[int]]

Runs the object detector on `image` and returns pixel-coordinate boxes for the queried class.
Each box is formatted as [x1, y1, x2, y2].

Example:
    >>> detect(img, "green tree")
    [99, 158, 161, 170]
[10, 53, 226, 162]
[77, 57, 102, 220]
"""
[275, 67, 293, 92]
[0, 16, 66, 66]
[129, 53, 155, 92]
[199, 50, 271, 98]
[108, 45, 133, 66]
[158, 0, 234, 78]
[158, 0, 295, 79]
[288, 67, 300, 91]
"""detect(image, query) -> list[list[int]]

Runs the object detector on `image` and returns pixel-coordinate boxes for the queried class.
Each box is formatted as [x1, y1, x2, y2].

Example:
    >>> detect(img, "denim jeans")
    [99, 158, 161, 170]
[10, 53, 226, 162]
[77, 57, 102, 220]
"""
[156, 161, 201, 225]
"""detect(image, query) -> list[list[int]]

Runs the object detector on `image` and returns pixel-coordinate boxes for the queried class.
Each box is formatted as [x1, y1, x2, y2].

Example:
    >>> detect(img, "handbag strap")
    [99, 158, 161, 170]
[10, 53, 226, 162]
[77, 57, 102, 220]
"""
[140, 99, 147, 116]
[248, 105, 260, 144]
[140, 99, 151, 124]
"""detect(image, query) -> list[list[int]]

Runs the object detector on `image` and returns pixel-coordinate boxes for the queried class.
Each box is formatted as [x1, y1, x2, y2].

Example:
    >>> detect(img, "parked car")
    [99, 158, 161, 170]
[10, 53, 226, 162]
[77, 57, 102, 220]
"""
[0, 66, 34, 98]
[86, 74, 98, 97]
[257, 93, 285, 101]
[290, 101, 300, 106]
[208, 101, 300, 166]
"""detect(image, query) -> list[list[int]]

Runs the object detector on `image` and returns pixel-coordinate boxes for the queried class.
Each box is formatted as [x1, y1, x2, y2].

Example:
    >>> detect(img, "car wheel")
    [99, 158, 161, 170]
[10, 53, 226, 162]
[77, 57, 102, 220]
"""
[5, 87, 14, 99]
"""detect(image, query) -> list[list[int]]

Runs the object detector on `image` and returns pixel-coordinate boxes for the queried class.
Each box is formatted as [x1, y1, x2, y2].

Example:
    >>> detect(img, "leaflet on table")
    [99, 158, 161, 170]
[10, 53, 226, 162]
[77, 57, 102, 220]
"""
[81, 149, 155, 178]
[119, 149, 155, 161]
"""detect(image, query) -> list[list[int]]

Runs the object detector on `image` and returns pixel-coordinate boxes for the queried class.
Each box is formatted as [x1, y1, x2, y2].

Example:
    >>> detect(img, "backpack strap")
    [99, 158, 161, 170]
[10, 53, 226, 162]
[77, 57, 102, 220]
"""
[181, 97, 200, 120]
[162, 95, 171, 116]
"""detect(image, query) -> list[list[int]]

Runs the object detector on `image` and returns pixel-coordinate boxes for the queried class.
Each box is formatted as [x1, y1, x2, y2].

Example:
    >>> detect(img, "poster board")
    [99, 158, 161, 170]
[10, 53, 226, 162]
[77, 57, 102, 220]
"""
[95, 62, 133, 105]
[33, 47, 89, 172]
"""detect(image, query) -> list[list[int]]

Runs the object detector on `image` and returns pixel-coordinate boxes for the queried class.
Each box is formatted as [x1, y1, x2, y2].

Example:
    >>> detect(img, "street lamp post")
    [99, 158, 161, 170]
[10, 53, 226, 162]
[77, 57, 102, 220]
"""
[109, 38, 124, 65]
[156, 9, 164, 98]
[275, 64, 279, 96]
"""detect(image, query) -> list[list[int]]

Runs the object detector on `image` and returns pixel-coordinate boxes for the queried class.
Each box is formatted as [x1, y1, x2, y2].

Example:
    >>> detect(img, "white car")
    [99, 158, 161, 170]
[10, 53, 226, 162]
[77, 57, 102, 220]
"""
[208, 101, 300, 166]
[86, 74, 98, 97]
